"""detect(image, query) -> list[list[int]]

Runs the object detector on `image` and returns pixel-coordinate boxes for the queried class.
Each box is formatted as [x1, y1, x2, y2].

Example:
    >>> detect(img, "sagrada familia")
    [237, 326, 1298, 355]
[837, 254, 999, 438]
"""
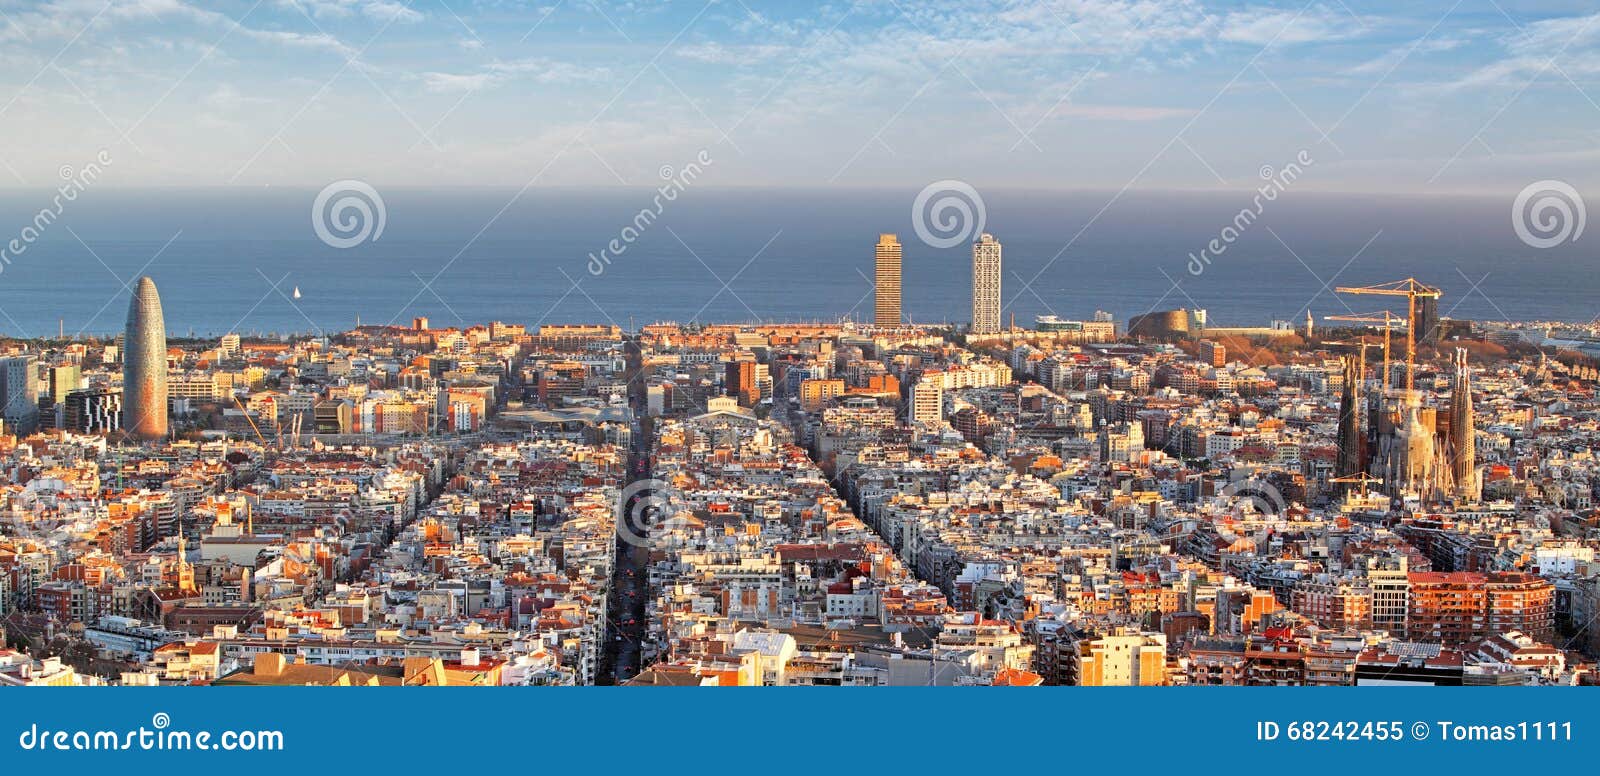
[1336, 346, 1479, 503]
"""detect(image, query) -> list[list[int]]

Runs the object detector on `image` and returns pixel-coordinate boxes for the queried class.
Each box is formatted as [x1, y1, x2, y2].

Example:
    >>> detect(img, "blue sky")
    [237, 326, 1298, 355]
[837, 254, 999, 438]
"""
[1, 0, 1598, 192]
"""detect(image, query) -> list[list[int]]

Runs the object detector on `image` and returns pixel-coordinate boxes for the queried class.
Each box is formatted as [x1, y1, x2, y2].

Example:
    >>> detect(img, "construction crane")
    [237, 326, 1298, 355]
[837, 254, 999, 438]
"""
[1329, 472, 1383, 491]
[1334, 279, 1441, 392]
[1324, 311, 1407, 390]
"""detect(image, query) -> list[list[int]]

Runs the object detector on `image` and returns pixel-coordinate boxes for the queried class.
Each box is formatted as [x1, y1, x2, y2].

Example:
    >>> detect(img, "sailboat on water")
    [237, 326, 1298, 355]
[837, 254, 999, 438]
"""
[292, 286, 302, 299]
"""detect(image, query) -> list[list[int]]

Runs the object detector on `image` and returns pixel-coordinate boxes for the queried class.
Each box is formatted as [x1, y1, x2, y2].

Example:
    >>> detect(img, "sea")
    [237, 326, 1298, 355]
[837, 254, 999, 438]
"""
[0, 186, 1592, 339]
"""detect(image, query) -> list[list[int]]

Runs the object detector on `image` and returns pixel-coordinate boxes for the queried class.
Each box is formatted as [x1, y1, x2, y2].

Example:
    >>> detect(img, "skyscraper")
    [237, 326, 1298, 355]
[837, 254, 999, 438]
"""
[46, 364, 80, 403]
[64, 388, 121, 434]
[725, 359, 757, 407]
[0, 354, 39, 435]
[971, 233, 1001, 334]
[123, 276, 169, 440]
[874, 233, 901, 326]
[1413, 293, 1440, 345]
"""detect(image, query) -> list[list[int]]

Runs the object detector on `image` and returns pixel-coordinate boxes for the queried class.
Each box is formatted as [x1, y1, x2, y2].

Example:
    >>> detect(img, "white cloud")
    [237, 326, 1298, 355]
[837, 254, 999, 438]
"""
[2, 0, 1577, 191]
[1344, 37, 1464, 77]
[1510, 11, 1600, 54]
[419, 58, 611, 93]
[419, 71, 496, 92]
[239, 27, 358, 59]
[674, 41, 791, 65]
[1439, 12, 1600, 91]
[1218, 7, 1347, 46]
[280, 0, 424, 24]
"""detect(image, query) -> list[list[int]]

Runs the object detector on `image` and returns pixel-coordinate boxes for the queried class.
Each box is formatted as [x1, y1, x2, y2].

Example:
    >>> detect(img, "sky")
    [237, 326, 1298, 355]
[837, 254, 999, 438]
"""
[1, 0, 1599, 194]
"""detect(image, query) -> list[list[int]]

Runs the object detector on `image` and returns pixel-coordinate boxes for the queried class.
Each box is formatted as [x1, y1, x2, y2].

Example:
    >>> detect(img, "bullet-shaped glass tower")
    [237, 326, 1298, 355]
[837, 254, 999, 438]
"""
[123, 276, 168, 440]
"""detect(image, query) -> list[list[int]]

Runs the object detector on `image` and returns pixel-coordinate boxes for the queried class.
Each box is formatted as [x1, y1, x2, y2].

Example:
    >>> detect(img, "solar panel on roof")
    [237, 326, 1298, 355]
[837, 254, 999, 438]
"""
[1386, 642, 1442, 658]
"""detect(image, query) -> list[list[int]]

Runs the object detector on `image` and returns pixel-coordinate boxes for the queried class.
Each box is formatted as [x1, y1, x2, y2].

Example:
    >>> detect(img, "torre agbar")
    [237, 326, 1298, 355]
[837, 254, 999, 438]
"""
[122, 276, 169, 440]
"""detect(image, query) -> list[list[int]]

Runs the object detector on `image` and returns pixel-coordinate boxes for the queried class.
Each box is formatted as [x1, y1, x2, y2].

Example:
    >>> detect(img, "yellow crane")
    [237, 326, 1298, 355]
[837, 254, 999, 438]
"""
[1334, 279, 1441, 392]
[1324, 311, 1406, 389]
[1329, 472, 1383, 490]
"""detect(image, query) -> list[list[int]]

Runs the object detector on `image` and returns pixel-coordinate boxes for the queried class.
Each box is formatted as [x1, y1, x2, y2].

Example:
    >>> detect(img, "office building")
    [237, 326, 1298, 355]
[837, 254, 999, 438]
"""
[910, 379, 943, 426]
[1413, 294, 1440, 345]
[726, 360, 758, 407]
[0, 355, 38, 435]
[64, 388, 122, 434]
[46, 364, 80, 403]
[122, 276, 169, 440]
[971, 233, 1001, 334]
[1035, 316, 1116, 342]
[314, 399, 353, 434]
[874, 233, 901, 326]
[798, 378, 845, 412]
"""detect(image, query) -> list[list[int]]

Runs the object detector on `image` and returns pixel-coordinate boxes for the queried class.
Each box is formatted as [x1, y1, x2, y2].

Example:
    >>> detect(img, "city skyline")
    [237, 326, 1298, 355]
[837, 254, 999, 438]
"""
[7, 11, 1600, 776]
[5, 299, 1598, 688]
[0, 173, 1596, 692]
[6, 0, 1600, 726]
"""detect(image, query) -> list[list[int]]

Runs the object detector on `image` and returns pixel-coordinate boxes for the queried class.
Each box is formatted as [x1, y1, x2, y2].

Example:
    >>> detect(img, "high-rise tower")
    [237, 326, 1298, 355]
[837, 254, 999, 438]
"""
[0, 354, 39, 435]
[971, 233, 1001, 335]
[123, 276, 169, 440]
[874, 233, 902, 326]
[1414, 294, 1440, 345]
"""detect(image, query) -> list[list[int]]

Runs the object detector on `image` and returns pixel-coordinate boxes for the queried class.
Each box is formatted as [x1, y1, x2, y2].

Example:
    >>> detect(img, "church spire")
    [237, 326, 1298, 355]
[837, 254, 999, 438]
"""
[176, 517, 196, 594]
[1336, 345, 1368, 485]
[1450, 348, 1478, 501]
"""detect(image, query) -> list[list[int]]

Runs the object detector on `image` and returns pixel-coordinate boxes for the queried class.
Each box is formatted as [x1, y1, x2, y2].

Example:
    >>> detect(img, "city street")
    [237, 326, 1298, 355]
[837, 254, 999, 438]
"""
[603, 337, 651, 684]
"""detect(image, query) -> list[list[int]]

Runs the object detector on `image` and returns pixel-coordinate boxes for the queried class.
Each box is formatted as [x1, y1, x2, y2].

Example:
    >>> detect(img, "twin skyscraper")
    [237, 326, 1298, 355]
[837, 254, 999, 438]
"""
[872, 232, 1002, 333]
